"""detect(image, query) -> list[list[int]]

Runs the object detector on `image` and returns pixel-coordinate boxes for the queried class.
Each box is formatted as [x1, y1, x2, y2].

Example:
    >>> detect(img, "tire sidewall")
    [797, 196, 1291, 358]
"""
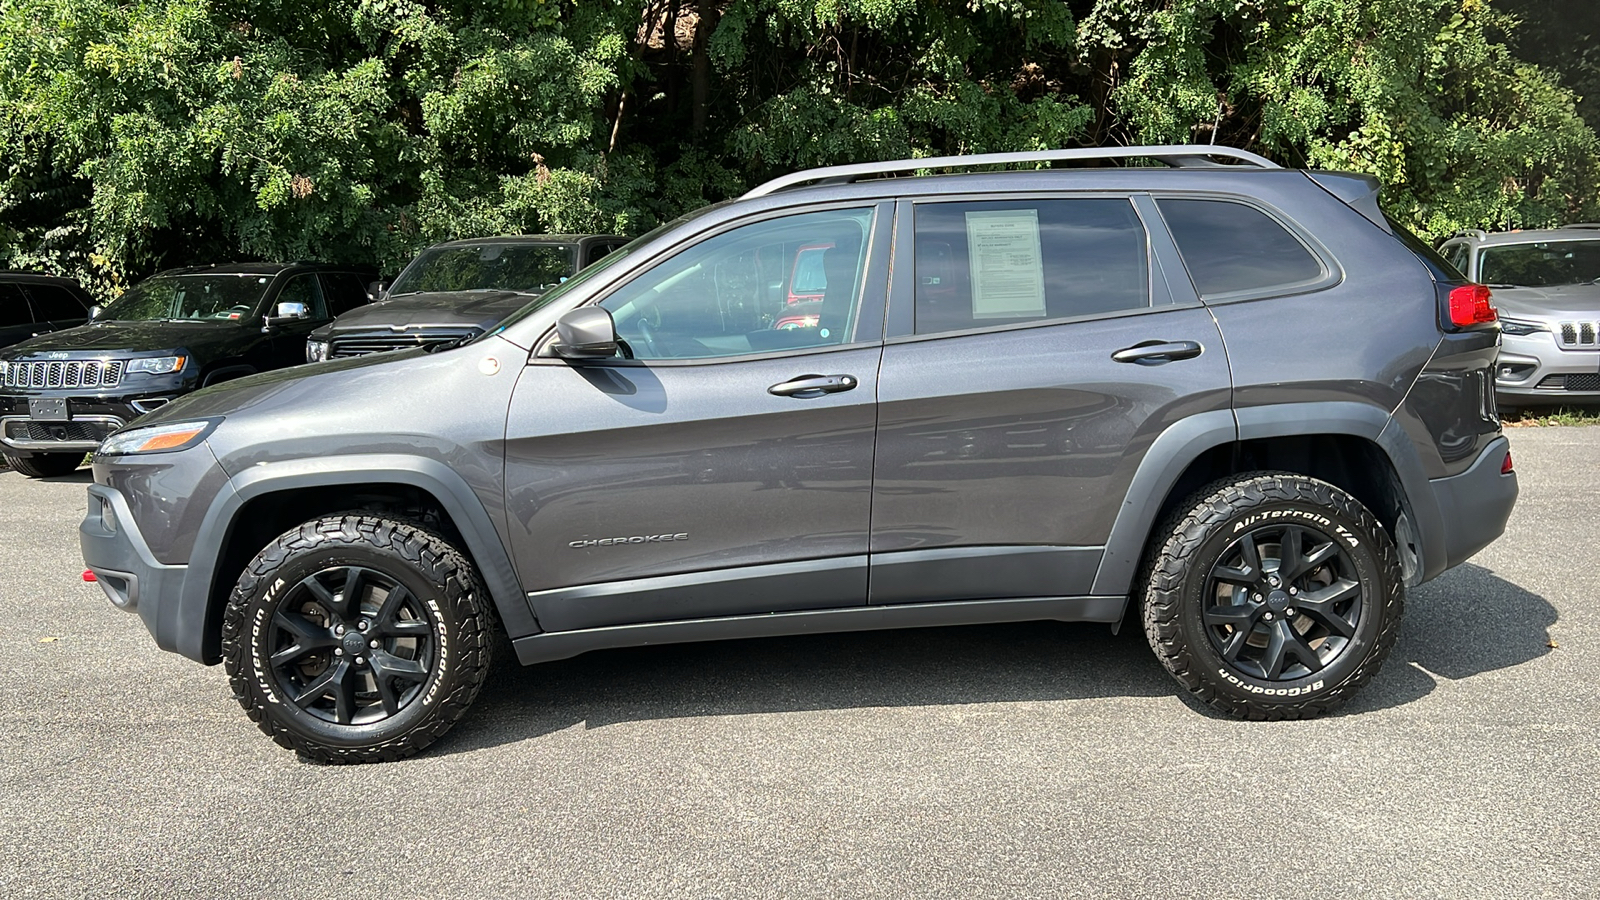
[1178, 497, 1390, 705]
[233, 540, 460, 749]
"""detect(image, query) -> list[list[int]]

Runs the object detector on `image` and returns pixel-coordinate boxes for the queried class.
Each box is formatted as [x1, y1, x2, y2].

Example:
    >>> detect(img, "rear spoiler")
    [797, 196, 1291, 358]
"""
[1306, 171, 1391, 233]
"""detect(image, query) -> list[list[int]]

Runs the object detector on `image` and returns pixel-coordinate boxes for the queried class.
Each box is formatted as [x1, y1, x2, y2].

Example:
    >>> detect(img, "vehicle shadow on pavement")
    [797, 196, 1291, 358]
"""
[440, 618, 1173, 754]
[40, 470, 94, 484]
[438, 563, 1558, 754]
[1342, 563, 1557, 714]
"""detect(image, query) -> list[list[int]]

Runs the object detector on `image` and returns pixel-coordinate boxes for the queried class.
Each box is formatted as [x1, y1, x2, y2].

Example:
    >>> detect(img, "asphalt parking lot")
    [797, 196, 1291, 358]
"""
[1, 428, 1596, 899]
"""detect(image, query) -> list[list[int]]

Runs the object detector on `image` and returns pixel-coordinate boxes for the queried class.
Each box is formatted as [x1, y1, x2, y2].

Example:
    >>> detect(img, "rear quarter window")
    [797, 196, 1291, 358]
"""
[24, 283, 90, 319]
[1157, 198, 1326, 297]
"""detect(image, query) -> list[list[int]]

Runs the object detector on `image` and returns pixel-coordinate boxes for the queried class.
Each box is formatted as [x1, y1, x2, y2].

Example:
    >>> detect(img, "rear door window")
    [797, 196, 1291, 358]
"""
[276, 273, 328, 319]
[0, 283, 32, 326]
[319, 273, 370, 316]
[24, 284, 89, 320]
[912, 198, 1149, 335]
[1157, 198, 1325, 297]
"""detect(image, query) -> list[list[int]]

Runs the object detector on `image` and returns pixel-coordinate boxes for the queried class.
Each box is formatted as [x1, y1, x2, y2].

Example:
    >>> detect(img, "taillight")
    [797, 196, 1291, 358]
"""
[1449, 284, 1497, 326]
[1501, 451, 1514, 475]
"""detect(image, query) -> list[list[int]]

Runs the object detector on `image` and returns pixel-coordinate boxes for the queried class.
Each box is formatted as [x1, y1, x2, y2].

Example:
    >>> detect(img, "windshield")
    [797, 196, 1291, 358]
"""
[99, 275, 272, 322]
[484, 208, 717, 338]
[1478, 240, 1600, 287]
[390, 243, 578, 295]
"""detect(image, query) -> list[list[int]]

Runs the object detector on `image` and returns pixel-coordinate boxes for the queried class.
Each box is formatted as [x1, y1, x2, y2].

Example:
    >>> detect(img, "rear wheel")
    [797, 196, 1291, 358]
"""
[221, 514, 494, 763]
[2, 451, 84, 478]
[1142, 473, 1402, 719]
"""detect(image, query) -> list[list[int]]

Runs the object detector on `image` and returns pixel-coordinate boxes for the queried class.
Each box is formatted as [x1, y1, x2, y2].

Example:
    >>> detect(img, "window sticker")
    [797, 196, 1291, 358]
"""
[964, 209, 1046, 319]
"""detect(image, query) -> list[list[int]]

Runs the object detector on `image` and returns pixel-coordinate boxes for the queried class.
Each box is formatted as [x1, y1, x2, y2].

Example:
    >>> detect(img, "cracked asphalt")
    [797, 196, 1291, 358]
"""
[0, 427, 1596, 899]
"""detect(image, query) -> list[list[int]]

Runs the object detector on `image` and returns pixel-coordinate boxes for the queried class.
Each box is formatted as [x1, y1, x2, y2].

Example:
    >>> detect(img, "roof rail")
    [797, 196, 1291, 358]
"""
[1450, 229, 1489, 240]
[1561, 222, 1600, 229]
[742, 144, 1280, 199]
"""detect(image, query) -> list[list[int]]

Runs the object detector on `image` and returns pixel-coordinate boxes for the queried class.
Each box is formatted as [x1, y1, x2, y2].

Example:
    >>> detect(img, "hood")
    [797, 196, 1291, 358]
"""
[328, 290, 541, 333]
[0, 319, 256, 361]
[1489, 284, 1600, 319]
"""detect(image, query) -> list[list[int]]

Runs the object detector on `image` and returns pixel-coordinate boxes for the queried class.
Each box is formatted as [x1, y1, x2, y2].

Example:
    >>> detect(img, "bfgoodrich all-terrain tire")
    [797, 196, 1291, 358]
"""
[3, 451, 84, 478]
[221, 514, 494, 763]
[1142, 473, 1403, 720]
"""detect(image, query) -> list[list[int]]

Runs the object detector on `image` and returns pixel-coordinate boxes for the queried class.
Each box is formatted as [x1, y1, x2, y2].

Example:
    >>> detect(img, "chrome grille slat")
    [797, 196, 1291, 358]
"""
[4, 359, 125, 389]
[328, 329, 481, 358]
[1556, 320, 1600, 349]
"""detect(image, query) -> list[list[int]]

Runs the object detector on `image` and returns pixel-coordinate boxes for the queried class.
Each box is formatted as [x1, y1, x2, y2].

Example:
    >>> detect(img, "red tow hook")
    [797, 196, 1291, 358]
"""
[82, 569, 97, 583]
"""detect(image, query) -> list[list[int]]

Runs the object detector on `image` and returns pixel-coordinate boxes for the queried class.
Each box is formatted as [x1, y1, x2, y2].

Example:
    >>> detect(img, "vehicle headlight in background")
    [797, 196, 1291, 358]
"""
[97, 420, 216, 456]
[306, 340, 329, 363]
[1499, 318, 1549, 336]
[126, 356, 187, 375]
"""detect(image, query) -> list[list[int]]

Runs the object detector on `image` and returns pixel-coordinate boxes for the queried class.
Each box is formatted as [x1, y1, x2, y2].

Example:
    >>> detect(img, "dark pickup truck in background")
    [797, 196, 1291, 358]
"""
[305, 234, 627, 360]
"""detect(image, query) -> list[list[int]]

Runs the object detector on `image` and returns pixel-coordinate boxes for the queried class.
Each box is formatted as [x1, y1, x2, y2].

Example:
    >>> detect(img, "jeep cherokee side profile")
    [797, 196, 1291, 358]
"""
[79, 146, 1517, 762]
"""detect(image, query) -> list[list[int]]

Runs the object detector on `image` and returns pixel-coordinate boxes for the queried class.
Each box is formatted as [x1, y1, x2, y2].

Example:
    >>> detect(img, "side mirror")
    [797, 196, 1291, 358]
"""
[262, 301, 310, 331]
[366, 280, 389, 302]
[552, 307, 620, 360]
[87, 305, 103, 321]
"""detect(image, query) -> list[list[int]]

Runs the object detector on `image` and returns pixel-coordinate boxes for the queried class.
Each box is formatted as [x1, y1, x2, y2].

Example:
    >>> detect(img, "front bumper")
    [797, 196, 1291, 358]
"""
[80, 483, 193, 655]
[0, 394, 171, 455]
[1494, 332, 1600, 405]
[1427, 436, 1518, 572]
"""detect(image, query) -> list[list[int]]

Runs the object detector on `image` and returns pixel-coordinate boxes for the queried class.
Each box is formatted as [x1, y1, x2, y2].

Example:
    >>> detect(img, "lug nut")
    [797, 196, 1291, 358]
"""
[1286, 608, 1296, 617]
[334, 648, 343, 656]
[358, 620, 369, 632]
[334, 625, 344, 636]
[369, 640, 379, 649]
[1263, 612, 1274, 621]
[1289, 587, 1298, 596]
[355, 657, 365, 666]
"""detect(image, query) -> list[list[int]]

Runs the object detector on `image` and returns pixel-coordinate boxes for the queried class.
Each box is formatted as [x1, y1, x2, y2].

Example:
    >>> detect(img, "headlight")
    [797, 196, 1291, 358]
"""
[97, 420, 216, 456]
[306, 340, 329, 363]
[126, 356, 187, 375]
[1499, 318, 1549, 336]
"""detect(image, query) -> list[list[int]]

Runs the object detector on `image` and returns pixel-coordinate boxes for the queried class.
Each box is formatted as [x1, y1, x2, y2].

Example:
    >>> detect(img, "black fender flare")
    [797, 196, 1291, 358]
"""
[1089, 401, 1444, 599]
[167, 454, 535, 664]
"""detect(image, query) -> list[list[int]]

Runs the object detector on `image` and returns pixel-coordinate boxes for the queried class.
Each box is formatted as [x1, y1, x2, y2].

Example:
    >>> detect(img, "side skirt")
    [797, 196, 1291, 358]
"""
[511, 595, 1126, 666]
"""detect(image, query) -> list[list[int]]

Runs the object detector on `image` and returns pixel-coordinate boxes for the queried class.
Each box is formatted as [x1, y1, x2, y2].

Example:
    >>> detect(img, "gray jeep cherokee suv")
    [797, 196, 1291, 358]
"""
[79, 146, 1518, 762]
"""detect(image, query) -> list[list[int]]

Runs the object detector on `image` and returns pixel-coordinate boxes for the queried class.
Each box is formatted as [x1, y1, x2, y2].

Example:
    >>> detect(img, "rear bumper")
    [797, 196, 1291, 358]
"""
[1427, 436, 1518, 572]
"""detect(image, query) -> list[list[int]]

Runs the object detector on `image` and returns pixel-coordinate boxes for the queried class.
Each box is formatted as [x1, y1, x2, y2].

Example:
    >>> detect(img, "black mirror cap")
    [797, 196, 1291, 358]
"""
[553, 307, 619, 359]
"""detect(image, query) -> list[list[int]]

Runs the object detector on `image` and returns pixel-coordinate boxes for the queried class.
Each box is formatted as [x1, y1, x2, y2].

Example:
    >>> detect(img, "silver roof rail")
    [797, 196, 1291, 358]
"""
[742, 144, 1280, 199]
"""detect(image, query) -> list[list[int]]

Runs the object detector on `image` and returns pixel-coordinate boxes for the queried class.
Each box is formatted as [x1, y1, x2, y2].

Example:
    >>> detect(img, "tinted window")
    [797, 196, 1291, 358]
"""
[1158, 198, 1323, 296]
[25, 284, 89, 320]
[913, 198, 1148, 335]
[276, 273, 328, 318]
[600, 207, 874, 360]
[0, 284, 30, 327]
[320, 273, 370, 315]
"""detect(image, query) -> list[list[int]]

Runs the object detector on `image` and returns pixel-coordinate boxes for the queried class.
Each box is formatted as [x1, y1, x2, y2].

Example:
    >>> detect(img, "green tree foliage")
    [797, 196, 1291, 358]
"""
[0, 0, 1596, 293]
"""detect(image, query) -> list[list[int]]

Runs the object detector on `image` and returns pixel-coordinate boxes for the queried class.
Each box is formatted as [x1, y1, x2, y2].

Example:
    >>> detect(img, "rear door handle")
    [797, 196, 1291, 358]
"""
[769, 374, 859, 397]
[1111, 340, 1203, 365]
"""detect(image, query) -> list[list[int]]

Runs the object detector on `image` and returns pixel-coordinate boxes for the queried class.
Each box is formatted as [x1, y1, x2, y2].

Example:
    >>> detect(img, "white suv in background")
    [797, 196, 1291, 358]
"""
[1439, 226, 1600, 414]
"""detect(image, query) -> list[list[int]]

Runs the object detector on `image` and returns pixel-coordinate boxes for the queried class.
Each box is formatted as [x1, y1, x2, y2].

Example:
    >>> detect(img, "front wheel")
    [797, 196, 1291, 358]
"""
[1142, 473, 1402, 720]
[221, 514, 494, 763]
[3, 451, 84, 478]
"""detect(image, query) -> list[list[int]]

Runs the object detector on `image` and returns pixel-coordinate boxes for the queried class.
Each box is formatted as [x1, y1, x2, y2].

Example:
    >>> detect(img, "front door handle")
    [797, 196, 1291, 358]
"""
[1111, 340, 1203, 365]
[769, 374, 859, 397]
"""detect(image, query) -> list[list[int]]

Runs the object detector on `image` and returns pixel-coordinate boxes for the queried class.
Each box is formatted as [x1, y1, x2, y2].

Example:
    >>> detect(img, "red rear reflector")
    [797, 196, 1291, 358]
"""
[1501, 451, 1514, 475]
[1449, 284, 1497, 326]
[82, 569, 97, 582]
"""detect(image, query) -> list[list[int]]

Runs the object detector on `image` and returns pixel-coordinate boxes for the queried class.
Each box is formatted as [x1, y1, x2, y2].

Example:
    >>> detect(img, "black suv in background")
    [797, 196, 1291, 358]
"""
[1, 262, 371, 477]
[1, 271, 95, 350]
[306, 234, 626, 360]
[80, 146, 1516, 762]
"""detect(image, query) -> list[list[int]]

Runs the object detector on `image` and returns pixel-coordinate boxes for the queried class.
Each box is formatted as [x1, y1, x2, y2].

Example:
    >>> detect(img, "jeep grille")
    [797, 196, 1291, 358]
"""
[5, 359, 125, 390]
[1556, 320, 1599, 349]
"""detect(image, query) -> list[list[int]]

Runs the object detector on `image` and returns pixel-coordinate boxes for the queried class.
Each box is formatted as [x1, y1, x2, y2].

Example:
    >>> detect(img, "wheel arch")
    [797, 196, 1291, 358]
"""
[176, 455, 535, 664]
[1091, 402, 1445, 601]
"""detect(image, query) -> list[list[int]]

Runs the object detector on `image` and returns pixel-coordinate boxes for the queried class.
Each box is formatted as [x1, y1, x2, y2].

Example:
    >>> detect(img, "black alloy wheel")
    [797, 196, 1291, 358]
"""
[1142, 473, 1403, 720]
[222, 514, 493, 763]
[266, 565, 438, 727]
[1202, 524, 1363, 682]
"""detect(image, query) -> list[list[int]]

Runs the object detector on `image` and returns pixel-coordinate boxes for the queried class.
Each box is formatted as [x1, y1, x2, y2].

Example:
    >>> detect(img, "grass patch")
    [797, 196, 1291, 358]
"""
[1503, 406, 1600, 427]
